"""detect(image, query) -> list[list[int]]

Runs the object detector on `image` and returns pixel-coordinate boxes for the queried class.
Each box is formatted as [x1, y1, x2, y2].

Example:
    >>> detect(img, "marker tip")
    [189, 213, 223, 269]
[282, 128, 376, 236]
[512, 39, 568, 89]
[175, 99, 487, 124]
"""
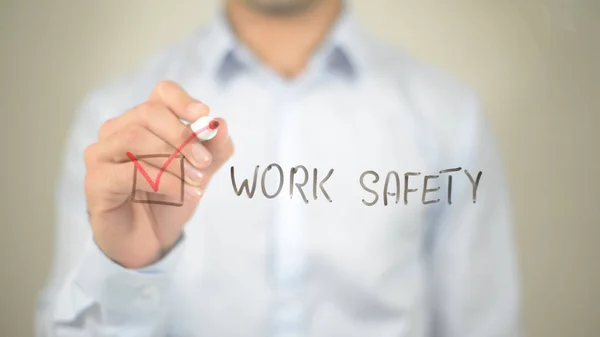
[208, 120, 219, 130]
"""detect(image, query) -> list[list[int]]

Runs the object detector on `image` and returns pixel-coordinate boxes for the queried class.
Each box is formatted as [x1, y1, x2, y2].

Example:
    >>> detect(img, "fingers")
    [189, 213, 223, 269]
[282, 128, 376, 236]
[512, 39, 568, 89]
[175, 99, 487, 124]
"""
[97, 125, 172, 162]
[87, 118, 231, 199]
[95, 124, 209, 186]
[87, 80, 235, 208]
[113, 103, 212, 168]
[149, 80, 210, 122]
[85, 160, 203, 206]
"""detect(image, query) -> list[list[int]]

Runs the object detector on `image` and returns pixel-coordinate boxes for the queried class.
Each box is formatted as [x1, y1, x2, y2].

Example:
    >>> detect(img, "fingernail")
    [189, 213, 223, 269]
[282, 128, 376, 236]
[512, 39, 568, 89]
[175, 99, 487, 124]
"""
[187, 102, 207, 118]
[184, 165, 203, 185]
[184, 185, 203, 200]
[192, 143, 212, 168]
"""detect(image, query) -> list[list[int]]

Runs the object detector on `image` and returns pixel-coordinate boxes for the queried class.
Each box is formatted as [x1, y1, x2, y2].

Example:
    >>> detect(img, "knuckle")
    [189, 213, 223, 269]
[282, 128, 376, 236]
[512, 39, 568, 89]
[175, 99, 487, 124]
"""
[120, 126, 143, 144]
[98, 119, 113, 137]
[155, 80, 176, 94]
[84, 143, 98, 165]
[135, 101, 156, 117]
[134, 101, 167, 126]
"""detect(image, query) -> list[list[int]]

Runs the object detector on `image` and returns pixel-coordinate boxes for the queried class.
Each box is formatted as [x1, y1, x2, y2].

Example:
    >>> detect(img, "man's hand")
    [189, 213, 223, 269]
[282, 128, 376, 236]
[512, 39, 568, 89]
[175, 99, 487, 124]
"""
[84, 81, 234, 268]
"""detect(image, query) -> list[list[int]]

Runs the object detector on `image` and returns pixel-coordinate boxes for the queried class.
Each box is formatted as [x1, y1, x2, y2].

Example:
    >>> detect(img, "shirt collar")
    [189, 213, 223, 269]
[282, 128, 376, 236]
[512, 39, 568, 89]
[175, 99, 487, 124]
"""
[200, 4, 366, 84]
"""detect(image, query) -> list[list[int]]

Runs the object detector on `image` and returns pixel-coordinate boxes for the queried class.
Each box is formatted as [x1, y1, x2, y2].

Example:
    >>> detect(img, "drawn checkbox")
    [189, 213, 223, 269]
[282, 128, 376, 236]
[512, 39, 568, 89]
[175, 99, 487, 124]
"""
[129, 154, 185, 207]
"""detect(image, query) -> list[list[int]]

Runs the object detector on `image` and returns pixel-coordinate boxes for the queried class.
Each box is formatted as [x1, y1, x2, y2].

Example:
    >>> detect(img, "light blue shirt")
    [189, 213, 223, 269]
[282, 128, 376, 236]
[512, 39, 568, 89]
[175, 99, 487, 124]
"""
[36, 7, 521, 337]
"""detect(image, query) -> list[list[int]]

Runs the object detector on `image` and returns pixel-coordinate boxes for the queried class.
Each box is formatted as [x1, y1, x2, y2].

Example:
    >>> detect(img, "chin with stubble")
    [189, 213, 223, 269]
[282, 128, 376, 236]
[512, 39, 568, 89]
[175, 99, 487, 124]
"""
[244, 0, 322, 15]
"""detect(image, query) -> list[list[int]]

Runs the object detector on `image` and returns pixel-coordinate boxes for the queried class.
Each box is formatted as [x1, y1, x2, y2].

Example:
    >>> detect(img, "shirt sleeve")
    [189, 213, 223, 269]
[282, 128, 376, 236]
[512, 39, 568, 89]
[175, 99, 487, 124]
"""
[427, 94, 522, 337]
[34, 92, 184, 337]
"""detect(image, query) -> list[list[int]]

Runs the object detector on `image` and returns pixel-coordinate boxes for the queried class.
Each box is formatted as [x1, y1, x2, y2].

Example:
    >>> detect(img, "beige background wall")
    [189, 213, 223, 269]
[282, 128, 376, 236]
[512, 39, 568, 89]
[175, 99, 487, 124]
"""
[1, 0, 599, 336]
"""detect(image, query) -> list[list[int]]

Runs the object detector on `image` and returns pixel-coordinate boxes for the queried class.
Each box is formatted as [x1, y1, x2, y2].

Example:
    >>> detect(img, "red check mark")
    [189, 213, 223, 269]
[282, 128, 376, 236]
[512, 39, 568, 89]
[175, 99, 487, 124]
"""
[126, 124, 211, 192]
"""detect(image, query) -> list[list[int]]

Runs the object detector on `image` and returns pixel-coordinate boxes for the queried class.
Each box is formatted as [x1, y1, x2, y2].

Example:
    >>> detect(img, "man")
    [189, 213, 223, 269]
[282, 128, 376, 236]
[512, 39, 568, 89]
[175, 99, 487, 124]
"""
[36, 0, 521, 336]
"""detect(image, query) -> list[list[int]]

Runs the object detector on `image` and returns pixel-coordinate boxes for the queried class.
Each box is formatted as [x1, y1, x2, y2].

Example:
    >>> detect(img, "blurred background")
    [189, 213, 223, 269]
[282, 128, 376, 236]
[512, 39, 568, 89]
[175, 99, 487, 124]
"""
[1, 0, 599, 336]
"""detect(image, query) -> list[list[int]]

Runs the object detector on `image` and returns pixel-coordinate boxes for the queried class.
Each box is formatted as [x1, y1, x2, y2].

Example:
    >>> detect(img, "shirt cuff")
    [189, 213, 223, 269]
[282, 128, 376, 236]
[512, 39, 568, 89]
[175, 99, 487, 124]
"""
[74, 233, 186, 315]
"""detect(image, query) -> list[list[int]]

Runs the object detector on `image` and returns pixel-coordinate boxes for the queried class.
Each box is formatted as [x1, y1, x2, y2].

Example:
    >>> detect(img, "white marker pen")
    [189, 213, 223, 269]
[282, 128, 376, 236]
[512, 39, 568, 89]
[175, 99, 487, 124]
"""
[190, 116, 220, 141]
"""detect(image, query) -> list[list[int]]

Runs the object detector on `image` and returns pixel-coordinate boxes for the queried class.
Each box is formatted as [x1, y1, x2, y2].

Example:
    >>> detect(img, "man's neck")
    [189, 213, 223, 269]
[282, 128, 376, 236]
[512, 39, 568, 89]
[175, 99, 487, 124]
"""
[226, 0, 343, 78]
